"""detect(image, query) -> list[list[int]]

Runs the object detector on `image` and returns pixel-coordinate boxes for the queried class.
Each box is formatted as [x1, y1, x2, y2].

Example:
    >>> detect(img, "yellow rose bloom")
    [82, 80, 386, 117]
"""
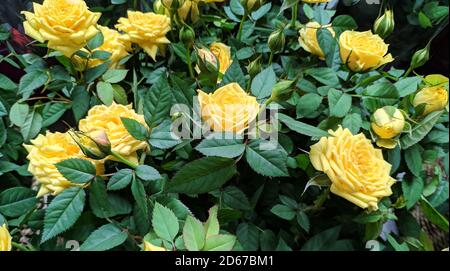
[24, 132, 104, 197]
[178, 0, 224, 22]
[198, 83, 260, 133]
[210, 42, 232, 75]
[143, 241, 167, 251]
[299, 22, 335, 60]
[76, 26, 131, 69]
[310, 126, 396, 210]
[0, 224, 12, 251]
[413, 85, 449, 116]
[339, 30, 394, 72]
[79, 103, 148, 163]
[115, 11, 171, 61]
[371, 106, 405, 139]
[22, 0, 101, 57]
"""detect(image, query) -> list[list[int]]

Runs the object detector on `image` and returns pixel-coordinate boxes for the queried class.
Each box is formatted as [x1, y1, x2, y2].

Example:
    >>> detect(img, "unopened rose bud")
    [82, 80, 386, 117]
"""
[247, 56, 262, 79]
[69, 131, 109, 160]
[268, 30, 286, 53]
[371, 106, 405, 139]
[373, 8, 395, 39]
[180, 26, 195, 48]
[410, 43, 430, 70]
[91, 130, 112, 154]
[154, 0, 171, 16]
[196, 47, 219, 73]
[270, 80, 294, 101]
[413, 79, 449, 116]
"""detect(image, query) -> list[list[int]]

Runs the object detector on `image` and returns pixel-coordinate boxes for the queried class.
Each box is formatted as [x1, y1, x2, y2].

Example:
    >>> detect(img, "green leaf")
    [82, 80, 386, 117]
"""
[223, 186, 251, 210]
[80, 224, 128, 251]
[71, 86, 91, 122]
[230, 0, 245, 16]
[279, 113, 329, 138]
[251, 66, 277, 99]
[362, 82, 399, 112]
[204, 206, 220, 238]
[317, 28, 341, 70]
[297, 211, 310, 233]
[131, 178, 148, 221]
[96, 81, 114, 106]
[55, 158, 96, 184]
[102, 69, 128, 83]
[296, 93, 323, 118]
[221, 60, 246, 89]
[305, 67, 340, 87]
[89, 178, 115, 218]
[121, 117, 149, 141]
[136, 165, 162, 181]
[420, 197, 449, 233]
[91, 50, 112, 60]
[9, 102, 29, 127]
[18, 70, 48, 99]
[166, 157, 237, 194]
[404, 145, 423, 177]
[387, 234, 410, 251]
[353, 212, 383, 224]
[21, 109, 42, 142]
[328, 89, 352, 118]
[236, 223, 259, 251]
[342, 113, 362, 134]
[183, 215, 206, 251]
[195, 135, 245, 158]
[85, 61, 110, 84]
[260, 230, 277, 251]
[271, 204, 296, 220]
[42, 102, 69, 127]
[203, 235, 237, 251]
[149, 120, 182, 149]
[0, 73, 18, 90]
[400, 111, 443, 149]
[144, 75, 172, 128]
[395, 76, 422, 97]
[152, 202, 179, 242]
[332, 15, 358, 34]
[301, 226, 341, 251]
[251, 3, 272, 20]
[87, 31, 104, 50]
[107, 169, 133, 191]
[245, 140, 288, 177]
[402, 177, 424, 210]
[0, 187, 37, 217]
[112, 84, 128, 105]
[42, 187, 85, 243]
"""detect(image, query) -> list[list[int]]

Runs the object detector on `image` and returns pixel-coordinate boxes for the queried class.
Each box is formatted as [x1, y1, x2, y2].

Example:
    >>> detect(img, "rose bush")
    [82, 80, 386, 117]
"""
[0, 0, 448, 252]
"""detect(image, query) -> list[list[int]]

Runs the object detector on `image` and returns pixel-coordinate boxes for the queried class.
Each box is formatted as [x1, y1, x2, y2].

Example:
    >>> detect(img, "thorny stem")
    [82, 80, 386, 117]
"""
[237, 13, 247, 41]
[291, 2, 299, 29]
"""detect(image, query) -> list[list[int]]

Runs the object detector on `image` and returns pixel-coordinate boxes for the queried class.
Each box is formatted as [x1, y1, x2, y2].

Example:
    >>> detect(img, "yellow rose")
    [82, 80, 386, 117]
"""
[310, 126, 396, 210]
[0, 224, 12, 251]
[24, 132, 104, 197]
[299, 22, 335, 60]
[116, 11, 171, 61]
[154, 0, 171, 16]
[22, 0, 101, 57]
[302, 0, 331, 3]
[143, 241, 167, 251]
[79, 103, 148, 163]
[73, 26, 131, 69]
[371, 106, 405, 139]
[178, 0, 224, 22]
[245, 0, 262, 11]
[210, 42, 232, 75]
[339, 30, 394, 72]
[198, 83, 260, 133]
[413, 84, 449, 116]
